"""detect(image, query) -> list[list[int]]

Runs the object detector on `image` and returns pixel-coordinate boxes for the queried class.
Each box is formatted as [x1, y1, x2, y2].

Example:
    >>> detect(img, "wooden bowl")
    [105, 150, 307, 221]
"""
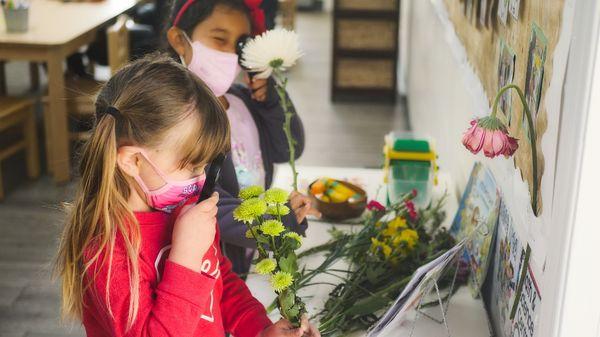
[308, 179, 367, 221]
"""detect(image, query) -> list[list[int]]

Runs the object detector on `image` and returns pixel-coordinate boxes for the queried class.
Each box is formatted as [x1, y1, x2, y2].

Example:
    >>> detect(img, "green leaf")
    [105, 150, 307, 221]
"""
[342, 295, 390, 316]
[278, 253, 298, 274]
[279, 289, 295, 311]
[256, 235, 269, 244]
[286, 303, 301, 319]
[366, 265, 385, 284]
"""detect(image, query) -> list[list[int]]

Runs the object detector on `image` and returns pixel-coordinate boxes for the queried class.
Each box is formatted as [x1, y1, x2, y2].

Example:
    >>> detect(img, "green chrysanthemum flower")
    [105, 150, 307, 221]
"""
[270, 271, 294, 292]
[239, 185, 265, 200]
[255, 258, 277, 275]
[260, 219, 286, 237]
[284, 232, 302, 245]
[233, 198, 267, 224]
[267, 205, 291, 216]
[264, 188, 288, 204]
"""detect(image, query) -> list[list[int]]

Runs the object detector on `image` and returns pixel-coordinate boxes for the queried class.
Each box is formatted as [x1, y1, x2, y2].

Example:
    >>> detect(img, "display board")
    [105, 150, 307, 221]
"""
[442, 0, 564, 216]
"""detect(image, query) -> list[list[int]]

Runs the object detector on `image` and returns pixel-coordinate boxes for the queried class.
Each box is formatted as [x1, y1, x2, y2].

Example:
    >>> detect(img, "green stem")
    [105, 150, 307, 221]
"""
[250, 217, 269, 258]
[274, 71, 299, 191]
[491, 84, 539, 216]
[271, 236, 279, 257]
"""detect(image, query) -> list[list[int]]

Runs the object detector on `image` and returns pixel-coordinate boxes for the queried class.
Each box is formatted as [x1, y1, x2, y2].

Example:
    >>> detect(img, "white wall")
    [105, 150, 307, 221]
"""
[407, 0, 476, 198]
[406, 0, 600, 336]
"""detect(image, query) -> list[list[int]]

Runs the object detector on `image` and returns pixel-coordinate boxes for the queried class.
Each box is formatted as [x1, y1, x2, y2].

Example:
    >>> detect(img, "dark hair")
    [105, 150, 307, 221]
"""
[162, 0, 251, 55]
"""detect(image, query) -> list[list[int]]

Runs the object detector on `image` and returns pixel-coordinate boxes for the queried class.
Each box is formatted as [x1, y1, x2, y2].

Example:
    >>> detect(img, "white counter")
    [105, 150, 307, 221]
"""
[246, 164, 490, 337]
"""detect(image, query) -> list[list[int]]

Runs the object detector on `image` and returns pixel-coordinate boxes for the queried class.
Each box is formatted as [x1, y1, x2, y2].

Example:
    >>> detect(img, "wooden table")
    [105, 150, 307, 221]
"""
[0, 0, 137, 182]
[247, 165, 491, 336]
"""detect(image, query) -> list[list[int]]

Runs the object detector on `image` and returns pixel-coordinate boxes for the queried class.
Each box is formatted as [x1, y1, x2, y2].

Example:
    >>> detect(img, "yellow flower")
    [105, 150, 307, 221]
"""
[239, 185, 265, 200]
[264, 188, 289, 204]
[261, 219, 286, 237]
[271, 271, 294, 292]
[381, 243, 392, 258]
[255, 258, 277, 275]
[267, 205, 291, 216]
[390, 217, 407, 229]
[234, 198, 267, 224]
[370, 238, 392, 259]
[284, 232, 302, 246]
[381, 217, 407, 238]
[393, 229, 419, 253]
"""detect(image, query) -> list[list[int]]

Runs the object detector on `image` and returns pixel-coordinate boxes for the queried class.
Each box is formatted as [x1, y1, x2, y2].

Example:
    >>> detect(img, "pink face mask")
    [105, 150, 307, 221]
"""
[134, 151, 206, 213]
[181, 33, 241, 97]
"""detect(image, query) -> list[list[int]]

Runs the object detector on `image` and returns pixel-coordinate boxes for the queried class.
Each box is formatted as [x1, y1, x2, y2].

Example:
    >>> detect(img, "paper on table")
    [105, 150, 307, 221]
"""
[367, 239, 467, 337]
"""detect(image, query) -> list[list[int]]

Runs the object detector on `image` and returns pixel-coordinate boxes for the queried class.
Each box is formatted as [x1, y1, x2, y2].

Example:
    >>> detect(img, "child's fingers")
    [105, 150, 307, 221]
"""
[307, 205, 322, 219]
[195, 192, 219, 211]
[307, 324, 321, 337]
[250, 78, 268, 90]
[300, 315, 309, 330]
[179, 204, 195, 216]
[251, 87, 268, 102]
[295, 205, 311, 223]
[274, 320, 305, 337]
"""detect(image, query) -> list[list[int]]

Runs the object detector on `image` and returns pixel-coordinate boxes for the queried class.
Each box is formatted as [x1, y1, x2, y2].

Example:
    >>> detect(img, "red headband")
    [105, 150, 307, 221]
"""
[173, 0, 266, 36]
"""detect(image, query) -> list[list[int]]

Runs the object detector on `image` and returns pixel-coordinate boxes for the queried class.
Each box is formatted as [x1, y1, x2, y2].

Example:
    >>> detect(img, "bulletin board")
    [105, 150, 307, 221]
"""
[442, 0, 565, 216]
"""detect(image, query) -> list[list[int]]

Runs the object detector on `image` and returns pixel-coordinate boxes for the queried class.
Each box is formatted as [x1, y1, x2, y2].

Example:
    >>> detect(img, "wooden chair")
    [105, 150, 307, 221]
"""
[0, 97, 40, 200]
[44, 15, 131, 143]
[279, 0, 297, 30]
[107, 15, 131, 76]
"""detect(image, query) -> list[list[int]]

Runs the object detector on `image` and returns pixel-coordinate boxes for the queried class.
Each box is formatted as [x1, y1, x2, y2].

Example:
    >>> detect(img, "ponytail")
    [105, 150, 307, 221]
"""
[56, 112, 141, 329]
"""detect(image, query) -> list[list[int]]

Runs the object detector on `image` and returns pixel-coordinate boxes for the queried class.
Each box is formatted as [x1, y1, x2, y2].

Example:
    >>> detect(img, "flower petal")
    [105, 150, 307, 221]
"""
[503, 135, 519, 156]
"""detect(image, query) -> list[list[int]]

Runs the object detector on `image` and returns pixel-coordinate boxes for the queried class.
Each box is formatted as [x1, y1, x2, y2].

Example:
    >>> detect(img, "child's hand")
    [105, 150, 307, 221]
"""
[168, 193, 219, 272]
[290, 191, 321, 224]
[245, 73, 268, 102]
[259, 316, 321, 337]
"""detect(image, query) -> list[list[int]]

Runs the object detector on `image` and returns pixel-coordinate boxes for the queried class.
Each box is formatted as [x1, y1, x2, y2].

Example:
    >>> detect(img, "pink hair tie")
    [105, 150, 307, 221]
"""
[173, 0, 196, 27]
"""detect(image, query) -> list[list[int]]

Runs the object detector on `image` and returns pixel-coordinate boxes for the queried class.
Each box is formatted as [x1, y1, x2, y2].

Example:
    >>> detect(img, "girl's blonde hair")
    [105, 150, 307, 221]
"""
[55, 54, 230, 329]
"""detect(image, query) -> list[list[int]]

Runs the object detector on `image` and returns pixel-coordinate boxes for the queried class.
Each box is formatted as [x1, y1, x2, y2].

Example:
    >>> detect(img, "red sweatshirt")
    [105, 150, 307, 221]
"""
[82, 210, 272, 337]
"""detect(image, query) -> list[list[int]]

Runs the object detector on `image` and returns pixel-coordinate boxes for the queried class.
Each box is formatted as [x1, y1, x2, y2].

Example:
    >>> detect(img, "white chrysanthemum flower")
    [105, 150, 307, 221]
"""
[241, 28, 303, 79]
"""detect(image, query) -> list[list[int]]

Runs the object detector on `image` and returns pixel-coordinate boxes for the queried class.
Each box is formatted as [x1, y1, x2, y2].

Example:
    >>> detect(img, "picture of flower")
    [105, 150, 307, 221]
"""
[497, 39, 516, 126]
[523, 23, 547, 142]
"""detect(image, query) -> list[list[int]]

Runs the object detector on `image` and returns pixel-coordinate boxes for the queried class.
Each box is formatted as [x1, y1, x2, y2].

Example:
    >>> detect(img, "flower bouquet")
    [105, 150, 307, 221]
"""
[234, 186, 306, 326]
[241, 28, 303, 191]
[297, 192, 456, 336]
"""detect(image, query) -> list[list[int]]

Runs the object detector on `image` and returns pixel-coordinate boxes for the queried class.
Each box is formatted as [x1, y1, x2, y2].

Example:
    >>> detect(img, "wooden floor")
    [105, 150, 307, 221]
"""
[0, 12, 407, 336]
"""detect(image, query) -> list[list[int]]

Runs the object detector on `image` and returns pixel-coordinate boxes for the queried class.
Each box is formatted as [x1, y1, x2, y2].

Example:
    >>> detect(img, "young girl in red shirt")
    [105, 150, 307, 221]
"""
[55, 55, 319, 337]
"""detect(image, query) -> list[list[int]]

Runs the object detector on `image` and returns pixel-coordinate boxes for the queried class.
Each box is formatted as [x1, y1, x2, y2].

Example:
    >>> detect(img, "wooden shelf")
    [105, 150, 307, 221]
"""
[331, 88, 398, 103]
[331, 0, 401, 103]
[335, 49, 397, 59]
[335, 9, 399, 20]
